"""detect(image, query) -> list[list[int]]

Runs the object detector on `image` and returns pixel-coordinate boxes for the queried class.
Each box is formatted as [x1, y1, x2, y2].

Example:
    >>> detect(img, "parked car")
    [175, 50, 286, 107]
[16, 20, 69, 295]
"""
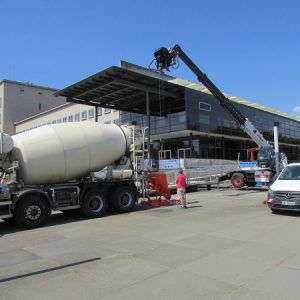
[267, 163, 300, 213]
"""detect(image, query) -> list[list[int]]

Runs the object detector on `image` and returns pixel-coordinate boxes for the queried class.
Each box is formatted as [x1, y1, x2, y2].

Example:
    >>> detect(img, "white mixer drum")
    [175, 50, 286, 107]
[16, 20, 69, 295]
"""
[11, 122, 131, 185]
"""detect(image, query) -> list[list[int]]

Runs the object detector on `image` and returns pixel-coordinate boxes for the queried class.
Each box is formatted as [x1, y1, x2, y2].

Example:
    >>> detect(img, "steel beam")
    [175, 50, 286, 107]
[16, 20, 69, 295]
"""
[112, 78, 178, 98]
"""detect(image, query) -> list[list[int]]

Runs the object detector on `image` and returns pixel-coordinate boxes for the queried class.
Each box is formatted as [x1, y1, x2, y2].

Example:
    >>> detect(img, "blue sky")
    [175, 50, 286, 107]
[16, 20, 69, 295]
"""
[1, 0, 300, 116]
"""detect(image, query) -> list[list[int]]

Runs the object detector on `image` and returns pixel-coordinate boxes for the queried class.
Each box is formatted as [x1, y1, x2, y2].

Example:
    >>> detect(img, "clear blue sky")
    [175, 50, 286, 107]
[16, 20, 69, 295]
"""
[1, 0, 300, 117]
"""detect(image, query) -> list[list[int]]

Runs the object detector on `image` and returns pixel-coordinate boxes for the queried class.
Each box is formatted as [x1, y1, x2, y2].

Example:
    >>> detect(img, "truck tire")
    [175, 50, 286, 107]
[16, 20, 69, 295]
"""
[231, 173, 246, 188]
[109, 186, 137, 213]
[14, 195, 50, 228]
[81, 190, 107, 218]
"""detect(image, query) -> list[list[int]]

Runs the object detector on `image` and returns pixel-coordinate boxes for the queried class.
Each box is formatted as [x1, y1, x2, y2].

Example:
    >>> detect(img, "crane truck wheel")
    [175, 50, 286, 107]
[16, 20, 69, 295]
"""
[109, 186, 137, 213]
[14, 195, 50, 228]
[80, 190, 107, 218]
[231, 173, 246, 188]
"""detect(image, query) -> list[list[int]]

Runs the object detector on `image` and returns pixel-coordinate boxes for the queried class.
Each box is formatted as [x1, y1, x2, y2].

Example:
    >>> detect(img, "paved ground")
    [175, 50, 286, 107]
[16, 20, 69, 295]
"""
[0, 188, 300, 299]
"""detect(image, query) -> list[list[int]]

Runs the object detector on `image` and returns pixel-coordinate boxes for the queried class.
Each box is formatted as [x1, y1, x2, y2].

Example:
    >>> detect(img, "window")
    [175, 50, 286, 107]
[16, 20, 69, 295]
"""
[112, 119, 120, 125]
[104, 108, 111, 114]
[47, 122, 51, 125]
[52, 120, 57, 124]
[57, 119, 62, 123]
[0, 97, 2, 108]
[75, 113, 80, 122]
[223, 119, 231, 127]
[199, 114, 210, 125]
[199, 102, 211, 112]
[63, 117, 67, 123]
[68, 115, 73, 122]
[104, 121, 111, 124]
[81, 111, 87, 120]
[97, 107, 102, 116]
[89, 109, 94, 119]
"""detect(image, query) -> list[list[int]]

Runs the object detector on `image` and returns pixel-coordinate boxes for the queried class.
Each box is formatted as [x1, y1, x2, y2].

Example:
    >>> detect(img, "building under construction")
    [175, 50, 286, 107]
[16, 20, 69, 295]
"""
[56, 61, 300, 163]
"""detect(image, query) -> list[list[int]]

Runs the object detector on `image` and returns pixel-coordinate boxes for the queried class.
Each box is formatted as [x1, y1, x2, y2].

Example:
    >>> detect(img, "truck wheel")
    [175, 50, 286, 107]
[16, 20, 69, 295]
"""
[231, 173, 246, 188]
[14, 195, 49, 228]
[81, 190, 107, 218]
[110, 186, 137, 213]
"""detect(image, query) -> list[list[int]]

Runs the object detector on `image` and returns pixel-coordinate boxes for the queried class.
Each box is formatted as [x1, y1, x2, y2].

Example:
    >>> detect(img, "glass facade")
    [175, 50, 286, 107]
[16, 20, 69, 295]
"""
[120, 87, 300, 162]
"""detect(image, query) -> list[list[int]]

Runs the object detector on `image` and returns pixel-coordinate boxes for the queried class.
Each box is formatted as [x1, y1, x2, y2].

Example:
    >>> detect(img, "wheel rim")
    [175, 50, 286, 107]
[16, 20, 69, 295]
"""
[89, 196, 104, 213]
[120, 192, 133, 208]
[233, 176, 241, 185]
[25, 205, 42, 220]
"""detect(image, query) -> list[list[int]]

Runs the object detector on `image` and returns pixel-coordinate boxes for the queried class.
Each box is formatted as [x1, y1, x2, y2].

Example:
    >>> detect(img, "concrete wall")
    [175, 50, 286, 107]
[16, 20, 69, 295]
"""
[1, 81, 65, 135]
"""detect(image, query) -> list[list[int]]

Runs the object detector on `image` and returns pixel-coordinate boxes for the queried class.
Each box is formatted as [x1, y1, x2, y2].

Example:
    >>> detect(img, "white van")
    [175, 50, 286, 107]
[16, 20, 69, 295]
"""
[267, 163, 300, 213]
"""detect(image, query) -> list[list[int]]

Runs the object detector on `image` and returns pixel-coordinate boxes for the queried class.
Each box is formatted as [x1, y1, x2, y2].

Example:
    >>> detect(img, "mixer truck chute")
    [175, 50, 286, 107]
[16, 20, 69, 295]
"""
[0, 122, 146, 228]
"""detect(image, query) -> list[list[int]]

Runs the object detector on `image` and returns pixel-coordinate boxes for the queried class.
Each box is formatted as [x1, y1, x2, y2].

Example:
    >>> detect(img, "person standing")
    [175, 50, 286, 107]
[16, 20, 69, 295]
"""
[176, 168, 187, 208]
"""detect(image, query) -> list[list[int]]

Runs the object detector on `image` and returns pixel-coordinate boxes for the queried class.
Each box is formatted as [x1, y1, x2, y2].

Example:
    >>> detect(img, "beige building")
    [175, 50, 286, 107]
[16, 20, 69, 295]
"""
[0, 80, 66, 135]
[0, 80, 119, 134]
[15, 102, 120, 133]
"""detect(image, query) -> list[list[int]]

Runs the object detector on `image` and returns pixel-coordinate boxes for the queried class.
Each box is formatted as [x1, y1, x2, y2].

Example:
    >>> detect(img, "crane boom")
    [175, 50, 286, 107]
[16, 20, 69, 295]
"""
[153, 44, 272, 149]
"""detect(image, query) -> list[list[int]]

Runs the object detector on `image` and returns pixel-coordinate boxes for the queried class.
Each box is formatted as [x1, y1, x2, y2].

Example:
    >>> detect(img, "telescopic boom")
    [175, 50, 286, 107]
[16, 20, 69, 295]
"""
[153, 44, 272, 149]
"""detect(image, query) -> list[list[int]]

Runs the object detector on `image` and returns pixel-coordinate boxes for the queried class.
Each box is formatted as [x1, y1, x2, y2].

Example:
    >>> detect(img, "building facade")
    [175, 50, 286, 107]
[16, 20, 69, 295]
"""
[5, 67, 300, 164]
[15, 102, 119, 133]
[0, 80, 66, 135]
[120, 79, 300, 162]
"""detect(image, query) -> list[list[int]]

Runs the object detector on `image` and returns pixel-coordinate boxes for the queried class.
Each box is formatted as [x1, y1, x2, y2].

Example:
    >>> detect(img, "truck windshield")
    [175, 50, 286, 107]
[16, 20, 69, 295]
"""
[279, 166, 300, 180]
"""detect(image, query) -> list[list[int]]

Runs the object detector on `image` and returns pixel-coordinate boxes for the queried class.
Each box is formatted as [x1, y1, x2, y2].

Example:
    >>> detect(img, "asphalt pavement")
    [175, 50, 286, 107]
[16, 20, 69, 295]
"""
[0, 188, 300, 300]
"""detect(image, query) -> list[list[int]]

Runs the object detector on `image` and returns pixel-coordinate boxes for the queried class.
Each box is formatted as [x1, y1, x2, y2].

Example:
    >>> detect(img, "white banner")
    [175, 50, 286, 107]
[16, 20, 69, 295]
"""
[159, 159, 180, 170]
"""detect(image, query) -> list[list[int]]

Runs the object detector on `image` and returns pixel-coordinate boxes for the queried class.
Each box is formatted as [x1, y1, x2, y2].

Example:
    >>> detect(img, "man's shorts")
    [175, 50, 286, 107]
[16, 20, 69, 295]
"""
[177, 188, 186, 199]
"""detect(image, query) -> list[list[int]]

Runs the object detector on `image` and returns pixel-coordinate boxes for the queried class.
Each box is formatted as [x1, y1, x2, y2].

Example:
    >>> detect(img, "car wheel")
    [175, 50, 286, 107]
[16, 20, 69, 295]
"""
[231, 173, 246, 188]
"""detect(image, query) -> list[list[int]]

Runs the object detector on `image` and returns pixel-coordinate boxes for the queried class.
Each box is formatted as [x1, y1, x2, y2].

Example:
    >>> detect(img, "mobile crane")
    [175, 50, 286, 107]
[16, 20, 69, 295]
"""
[153, 44, 285, 188]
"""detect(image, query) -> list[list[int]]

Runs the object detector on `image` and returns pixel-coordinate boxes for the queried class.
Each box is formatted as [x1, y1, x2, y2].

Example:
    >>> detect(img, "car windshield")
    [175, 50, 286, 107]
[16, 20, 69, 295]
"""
[279, 165, 300, 180]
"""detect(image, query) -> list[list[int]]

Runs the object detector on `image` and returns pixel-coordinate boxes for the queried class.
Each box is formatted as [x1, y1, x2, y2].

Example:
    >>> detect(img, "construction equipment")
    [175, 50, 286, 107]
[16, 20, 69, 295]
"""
[0, 122, 151, 227]
[141, 172, 173, 206]
[153, 44, 286, 188]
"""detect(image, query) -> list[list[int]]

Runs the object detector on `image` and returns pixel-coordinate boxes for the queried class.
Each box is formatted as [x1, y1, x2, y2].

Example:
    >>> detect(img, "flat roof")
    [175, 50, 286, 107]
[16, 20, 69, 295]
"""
[0, 79, 59, 92]
[55, 64, 300, 122]
[171, 78, 300, 122]
[55, 66, 185, 116]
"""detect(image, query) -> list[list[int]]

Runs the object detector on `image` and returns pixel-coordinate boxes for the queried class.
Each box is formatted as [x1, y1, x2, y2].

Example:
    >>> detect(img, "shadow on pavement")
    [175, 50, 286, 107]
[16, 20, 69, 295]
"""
[0, 257, 101, 283]
[0, 203, 159, 236]
[272, 210, 300, 218]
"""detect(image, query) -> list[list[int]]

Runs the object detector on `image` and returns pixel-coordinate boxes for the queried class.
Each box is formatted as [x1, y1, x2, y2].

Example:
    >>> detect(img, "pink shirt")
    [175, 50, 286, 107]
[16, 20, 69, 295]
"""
[176, 174, 186, 190]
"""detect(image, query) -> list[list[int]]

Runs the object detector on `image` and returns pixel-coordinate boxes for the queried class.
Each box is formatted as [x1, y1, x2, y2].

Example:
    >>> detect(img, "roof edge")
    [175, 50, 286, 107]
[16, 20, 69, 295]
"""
[0, 79, 59, 92]
[14, 102, 73, 125]
[169, 78, 300, 122]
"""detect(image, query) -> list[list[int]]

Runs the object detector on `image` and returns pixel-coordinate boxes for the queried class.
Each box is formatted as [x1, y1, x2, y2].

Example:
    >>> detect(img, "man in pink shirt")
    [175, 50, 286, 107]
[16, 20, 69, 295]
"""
[176, 168, 187, 208]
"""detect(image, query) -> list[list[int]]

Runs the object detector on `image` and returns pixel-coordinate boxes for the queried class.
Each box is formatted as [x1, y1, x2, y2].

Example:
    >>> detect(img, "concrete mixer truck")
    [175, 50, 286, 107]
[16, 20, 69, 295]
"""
[0, 122, 146, 228]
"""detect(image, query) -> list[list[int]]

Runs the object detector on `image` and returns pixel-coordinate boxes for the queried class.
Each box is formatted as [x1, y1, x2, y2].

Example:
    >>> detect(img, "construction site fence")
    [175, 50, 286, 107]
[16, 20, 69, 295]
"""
[163, 159, 238, 186]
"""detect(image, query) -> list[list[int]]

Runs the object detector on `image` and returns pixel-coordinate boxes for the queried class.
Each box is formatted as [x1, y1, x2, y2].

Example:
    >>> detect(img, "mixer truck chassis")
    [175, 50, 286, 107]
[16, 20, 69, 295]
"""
[0, 122, 147, 228]
[1, 179, 138, 228]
